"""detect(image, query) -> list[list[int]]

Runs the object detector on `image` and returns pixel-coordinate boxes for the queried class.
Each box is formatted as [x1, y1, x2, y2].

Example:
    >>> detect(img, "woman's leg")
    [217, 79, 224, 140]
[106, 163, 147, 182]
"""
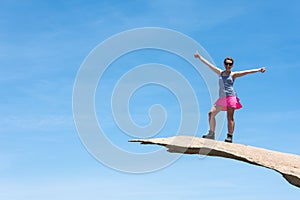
[227, 107, 235, 134]
[203, 105, 223, 139]
[208, 105, 223, 132]
[225, 107, 235, 142]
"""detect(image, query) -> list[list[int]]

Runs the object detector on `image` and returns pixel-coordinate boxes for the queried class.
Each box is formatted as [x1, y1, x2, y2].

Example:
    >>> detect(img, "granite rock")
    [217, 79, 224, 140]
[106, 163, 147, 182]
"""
[130, 136, 300, 188]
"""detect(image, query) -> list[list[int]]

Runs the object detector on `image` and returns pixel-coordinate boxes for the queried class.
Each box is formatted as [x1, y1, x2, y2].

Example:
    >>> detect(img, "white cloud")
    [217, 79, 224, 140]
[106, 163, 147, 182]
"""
[0, 114, 74, 133]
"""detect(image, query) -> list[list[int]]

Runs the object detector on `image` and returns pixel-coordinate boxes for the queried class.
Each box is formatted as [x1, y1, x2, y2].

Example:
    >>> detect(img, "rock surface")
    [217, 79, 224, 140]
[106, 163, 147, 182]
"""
[130, 136, 300, 188]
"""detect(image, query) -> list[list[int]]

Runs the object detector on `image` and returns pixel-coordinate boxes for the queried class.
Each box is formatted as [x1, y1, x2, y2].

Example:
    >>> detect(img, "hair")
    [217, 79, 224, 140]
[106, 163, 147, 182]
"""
[224, 57, 234, 64]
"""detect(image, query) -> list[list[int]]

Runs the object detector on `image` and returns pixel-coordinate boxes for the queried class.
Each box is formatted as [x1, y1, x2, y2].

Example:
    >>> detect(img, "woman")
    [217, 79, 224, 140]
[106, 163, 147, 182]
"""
[194, 51, 266, 143]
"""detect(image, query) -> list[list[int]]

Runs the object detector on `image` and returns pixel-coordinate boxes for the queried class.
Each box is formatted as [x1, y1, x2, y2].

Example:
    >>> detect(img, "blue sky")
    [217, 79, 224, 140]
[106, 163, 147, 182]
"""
[1, 0, 300, 199]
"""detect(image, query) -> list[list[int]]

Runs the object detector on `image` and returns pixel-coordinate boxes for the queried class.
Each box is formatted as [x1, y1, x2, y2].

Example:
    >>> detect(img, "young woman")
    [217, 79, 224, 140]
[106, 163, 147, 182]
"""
[194, 51, 266, 143]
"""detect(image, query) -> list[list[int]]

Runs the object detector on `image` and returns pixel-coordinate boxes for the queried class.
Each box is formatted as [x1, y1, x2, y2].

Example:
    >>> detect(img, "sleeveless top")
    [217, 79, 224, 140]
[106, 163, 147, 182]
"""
[219, 71, 236, 97]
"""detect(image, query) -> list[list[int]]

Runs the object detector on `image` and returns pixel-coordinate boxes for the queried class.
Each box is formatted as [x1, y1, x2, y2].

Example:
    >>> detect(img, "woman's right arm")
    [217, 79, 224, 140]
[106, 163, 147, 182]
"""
[194, 51, 222, 75]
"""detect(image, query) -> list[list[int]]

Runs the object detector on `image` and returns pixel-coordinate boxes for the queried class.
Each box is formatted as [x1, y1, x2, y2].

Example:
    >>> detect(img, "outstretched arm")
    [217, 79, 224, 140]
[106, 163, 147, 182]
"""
[194, 51, 222, 75]
[233, 67, 266, 78]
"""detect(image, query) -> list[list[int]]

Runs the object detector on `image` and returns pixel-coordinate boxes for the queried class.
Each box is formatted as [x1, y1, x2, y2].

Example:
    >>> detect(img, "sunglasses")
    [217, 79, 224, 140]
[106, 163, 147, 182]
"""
[224, 62, 233, 66]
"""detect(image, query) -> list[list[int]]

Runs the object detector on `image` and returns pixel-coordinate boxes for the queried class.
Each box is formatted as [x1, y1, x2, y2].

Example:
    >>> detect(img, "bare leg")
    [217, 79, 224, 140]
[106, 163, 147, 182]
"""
[227, 107, 235, 134]
[208, 105, 223, 132]
[225, 107, 235, 143]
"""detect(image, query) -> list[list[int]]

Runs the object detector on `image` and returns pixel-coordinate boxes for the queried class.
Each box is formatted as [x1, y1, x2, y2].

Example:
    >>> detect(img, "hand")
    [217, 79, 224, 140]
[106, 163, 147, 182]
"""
[194, 51, 201, 59]
[260, 67, 266, 73]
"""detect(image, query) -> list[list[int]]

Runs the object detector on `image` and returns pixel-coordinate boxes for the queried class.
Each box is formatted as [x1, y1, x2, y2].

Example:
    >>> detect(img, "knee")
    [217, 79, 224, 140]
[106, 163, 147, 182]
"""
[208, 111, 214, 119]
[227, 108, 235, 121]
[227, 115, 234, 121]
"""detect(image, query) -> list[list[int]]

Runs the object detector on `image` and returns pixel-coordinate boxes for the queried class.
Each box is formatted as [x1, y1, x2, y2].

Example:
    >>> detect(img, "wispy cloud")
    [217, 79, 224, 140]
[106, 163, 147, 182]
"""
[0, 114, 74, 133]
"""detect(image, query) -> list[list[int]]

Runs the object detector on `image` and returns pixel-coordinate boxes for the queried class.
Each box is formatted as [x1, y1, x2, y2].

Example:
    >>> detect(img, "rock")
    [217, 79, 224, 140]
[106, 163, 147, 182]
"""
[129, 136, 300, 188]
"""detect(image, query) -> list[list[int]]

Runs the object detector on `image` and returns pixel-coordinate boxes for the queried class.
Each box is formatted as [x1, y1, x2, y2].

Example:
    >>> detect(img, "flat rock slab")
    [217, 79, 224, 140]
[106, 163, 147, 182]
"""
[130, 136, 300, 188]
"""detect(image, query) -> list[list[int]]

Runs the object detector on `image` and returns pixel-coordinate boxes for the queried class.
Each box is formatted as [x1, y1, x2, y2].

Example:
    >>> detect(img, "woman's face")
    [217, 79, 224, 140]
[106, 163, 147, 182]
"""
[224, 59, 233, 71]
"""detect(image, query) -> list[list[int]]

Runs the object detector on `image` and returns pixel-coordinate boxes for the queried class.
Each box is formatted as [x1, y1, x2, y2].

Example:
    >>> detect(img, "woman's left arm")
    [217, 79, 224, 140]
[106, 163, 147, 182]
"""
[233, 67, 266, 78]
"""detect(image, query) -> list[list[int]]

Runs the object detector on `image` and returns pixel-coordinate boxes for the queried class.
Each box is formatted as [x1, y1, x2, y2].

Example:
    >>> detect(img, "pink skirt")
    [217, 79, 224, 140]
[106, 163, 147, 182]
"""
[215, 96, 242, 111]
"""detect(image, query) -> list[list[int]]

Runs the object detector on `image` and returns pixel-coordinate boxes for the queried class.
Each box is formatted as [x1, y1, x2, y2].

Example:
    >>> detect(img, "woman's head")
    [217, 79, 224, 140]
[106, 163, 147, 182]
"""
[224, 57, 234, 70]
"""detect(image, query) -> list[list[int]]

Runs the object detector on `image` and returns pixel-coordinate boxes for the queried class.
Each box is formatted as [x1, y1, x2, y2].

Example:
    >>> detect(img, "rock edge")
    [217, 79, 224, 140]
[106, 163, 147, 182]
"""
[130, 136, 300, 188]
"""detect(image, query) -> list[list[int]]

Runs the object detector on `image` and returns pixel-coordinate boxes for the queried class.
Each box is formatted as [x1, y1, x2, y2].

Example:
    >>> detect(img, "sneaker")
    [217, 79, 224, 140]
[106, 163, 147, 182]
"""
[202, 131, 215, 140]
[224, 134, 233, 143]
